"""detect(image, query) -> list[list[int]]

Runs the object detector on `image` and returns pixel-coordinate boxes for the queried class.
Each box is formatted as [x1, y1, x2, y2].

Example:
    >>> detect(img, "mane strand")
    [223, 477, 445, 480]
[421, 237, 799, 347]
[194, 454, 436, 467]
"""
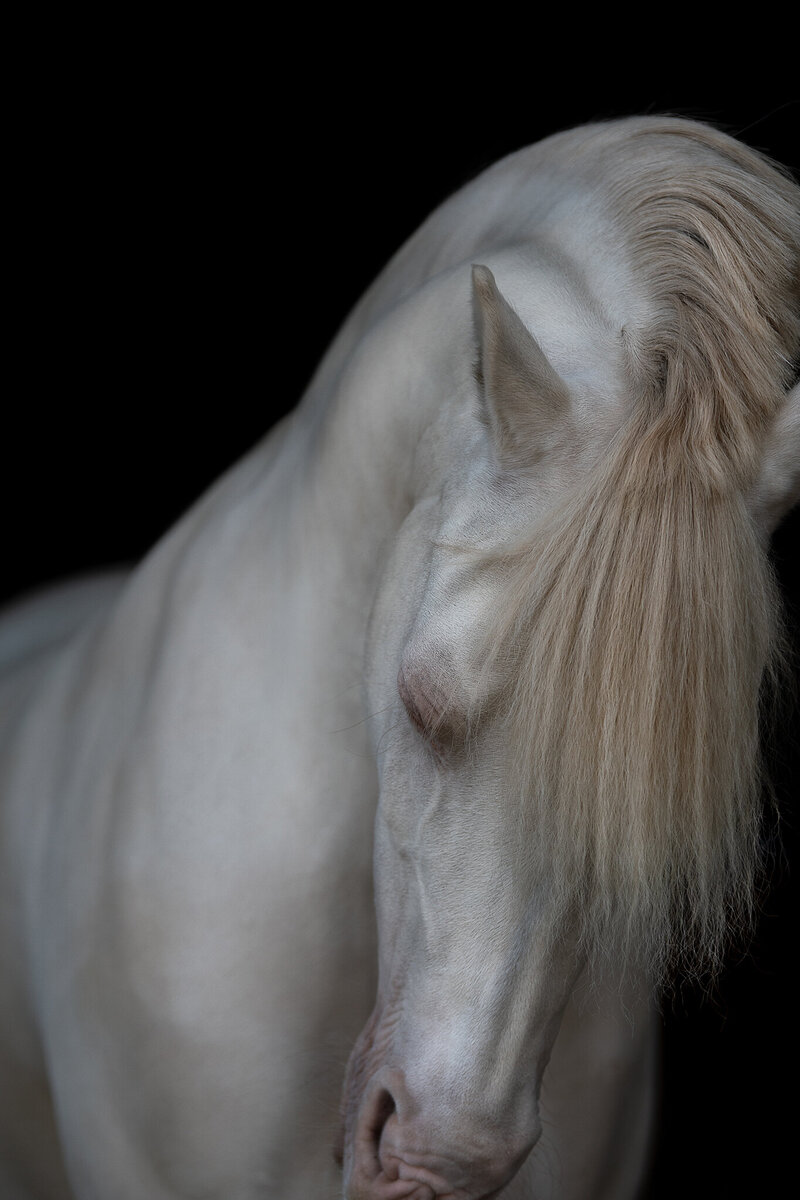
[482, 123, 800, 984]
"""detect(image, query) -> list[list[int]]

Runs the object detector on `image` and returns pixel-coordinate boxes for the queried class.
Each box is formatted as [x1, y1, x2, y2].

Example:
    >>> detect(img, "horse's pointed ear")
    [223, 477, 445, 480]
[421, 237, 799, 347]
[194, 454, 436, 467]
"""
[750, 380, 800, 535]
[472, 264, 571, 468]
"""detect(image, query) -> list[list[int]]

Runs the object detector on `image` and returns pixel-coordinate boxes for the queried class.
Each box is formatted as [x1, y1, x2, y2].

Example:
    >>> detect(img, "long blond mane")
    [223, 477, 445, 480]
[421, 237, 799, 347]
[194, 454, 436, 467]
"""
[485, 122, 800, 983]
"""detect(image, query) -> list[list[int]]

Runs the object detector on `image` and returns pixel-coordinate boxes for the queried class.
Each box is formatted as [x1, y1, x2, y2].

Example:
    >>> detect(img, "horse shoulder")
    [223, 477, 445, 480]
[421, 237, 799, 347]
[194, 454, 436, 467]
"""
[4, 480, 376, 1196]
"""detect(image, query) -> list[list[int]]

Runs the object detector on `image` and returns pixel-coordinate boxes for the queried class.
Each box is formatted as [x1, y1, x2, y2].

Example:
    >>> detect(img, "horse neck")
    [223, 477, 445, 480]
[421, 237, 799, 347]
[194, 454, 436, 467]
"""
[294, 271, 471, 566]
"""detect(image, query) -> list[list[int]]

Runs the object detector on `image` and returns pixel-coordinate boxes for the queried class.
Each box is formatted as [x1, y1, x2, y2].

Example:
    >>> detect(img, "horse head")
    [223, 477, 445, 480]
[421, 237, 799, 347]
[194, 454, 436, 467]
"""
[339, 120, 800, 1200]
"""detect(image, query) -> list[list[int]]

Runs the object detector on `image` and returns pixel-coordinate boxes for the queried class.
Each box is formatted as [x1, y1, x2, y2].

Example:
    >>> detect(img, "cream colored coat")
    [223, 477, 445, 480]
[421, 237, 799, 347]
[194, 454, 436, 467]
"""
[1, 118, 798, 1199]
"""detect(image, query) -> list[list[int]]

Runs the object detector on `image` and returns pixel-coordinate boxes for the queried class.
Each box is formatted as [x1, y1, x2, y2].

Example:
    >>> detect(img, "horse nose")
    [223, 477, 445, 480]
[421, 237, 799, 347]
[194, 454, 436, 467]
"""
[348, 1069, 539, 1199]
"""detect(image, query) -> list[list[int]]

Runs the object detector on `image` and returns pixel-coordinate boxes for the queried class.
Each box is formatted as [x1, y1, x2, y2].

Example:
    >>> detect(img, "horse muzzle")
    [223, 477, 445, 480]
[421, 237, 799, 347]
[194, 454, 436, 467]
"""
[343, 1068, 539, 1200]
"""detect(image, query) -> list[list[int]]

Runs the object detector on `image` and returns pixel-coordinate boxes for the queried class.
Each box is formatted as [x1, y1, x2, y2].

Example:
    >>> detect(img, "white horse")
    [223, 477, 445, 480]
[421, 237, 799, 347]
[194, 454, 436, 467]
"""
[1, 116, 798, 1200]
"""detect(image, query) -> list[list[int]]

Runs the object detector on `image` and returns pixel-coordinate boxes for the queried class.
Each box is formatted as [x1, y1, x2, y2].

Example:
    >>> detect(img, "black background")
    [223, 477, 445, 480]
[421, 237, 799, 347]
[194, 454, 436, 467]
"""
[7, 25, 798, 1199]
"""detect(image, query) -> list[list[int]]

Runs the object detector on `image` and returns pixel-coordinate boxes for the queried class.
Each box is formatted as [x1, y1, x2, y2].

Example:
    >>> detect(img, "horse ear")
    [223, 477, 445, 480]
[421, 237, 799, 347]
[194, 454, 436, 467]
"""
[750, 381, 800, 535]
[471, 264, 571, 468]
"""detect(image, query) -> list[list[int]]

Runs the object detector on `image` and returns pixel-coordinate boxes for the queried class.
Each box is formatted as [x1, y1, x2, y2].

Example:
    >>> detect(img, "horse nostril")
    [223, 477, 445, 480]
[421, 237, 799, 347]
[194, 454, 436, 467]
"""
[368, 1087, 396, 1156]
[354, 1084, 398, 1180]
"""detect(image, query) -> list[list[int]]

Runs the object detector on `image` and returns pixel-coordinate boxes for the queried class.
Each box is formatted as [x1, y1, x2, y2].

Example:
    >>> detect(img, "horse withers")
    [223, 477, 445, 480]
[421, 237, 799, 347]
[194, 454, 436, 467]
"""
[1, 117, 798, 1199]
